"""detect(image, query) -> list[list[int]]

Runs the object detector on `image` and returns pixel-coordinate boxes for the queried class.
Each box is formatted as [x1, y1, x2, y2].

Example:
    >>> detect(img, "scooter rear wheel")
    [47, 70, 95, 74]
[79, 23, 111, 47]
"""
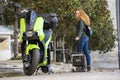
[41, 66, 49, 73]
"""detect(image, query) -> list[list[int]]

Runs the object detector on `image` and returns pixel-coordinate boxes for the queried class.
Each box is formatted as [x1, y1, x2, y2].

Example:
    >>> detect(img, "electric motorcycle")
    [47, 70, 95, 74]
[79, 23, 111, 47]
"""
[9, 2, 58, 75]
[20, 11, 58, 75]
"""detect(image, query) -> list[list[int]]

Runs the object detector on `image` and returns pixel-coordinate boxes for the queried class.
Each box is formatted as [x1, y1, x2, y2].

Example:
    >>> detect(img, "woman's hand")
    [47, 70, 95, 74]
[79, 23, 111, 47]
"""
[75, 37, 79, 40]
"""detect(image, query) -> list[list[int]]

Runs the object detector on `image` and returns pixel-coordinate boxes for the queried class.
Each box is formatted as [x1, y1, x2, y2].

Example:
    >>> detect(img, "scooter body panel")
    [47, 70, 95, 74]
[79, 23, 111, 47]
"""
[19, 16, 45, 42]
[38, 35, 52, 66]
[25, 44, 40, 55]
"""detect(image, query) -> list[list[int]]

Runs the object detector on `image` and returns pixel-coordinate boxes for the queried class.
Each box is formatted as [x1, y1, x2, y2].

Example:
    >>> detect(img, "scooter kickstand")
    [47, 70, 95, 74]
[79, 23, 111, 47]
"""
[36, 67, 40, 75]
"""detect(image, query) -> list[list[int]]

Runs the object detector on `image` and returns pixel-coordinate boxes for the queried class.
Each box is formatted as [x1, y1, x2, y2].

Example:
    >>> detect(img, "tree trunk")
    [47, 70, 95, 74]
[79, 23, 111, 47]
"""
[13, 16, 18, 58]
[0, 1, 5, 25]
[62, 35, 66, 63]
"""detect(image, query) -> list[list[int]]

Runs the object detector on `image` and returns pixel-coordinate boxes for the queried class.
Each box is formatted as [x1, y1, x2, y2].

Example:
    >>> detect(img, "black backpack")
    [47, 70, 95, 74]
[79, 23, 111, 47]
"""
[84, 25, 93, 37]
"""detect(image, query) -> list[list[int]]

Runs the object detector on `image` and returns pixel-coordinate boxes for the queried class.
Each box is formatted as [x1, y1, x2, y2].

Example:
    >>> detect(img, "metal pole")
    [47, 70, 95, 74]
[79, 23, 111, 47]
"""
[116, 0, 120, 69]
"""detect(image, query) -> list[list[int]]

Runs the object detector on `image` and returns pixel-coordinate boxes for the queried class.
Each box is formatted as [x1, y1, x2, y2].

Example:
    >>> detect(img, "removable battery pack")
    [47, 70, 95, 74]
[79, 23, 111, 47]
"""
[71, 53, 85, 67]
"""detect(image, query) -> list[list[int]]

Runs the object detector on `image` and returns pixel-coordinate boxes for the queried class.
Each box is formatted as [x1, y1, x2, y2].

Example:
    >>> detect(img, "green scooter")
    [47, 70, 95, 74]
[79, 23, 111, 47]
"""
[19, 9, 58, 75]
[8, 2, 58, 75]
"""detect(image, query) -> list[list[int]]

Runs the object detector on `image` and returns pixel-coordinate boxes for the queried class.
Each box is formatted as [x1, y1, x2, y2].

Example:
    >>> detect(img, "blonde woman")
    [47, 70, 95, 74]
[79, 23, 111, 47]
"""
[75, 7, 91, 71]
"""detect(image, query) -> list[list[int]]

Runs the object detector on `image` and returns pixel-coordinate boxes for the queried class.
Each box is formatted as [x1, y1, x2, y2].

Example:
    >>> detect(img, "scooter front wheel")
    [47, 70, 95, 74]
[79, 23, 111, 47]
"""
[23, 49, 40, 75]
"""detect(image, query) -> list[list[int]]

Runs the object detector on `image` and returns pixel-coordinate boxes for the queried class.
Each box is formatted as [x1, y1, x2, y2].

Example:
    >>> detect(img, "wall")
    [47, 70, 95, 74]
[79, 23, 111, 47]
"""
[0, 35, 11, 61]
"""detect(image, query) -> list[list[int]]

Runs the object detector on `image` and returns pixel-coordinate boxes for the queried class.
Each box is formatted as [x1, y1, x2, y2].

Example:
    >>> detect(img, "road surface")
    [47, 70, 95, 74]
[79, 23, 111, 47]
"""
[0, 70, 120, 80]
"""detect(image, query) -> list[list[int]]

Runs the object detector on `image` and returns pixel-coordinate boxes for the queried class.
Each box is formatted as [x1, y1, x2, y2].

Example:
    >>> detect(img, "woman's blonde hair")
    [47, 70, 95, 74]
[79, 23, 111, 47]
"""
[76, 7, 90, 26]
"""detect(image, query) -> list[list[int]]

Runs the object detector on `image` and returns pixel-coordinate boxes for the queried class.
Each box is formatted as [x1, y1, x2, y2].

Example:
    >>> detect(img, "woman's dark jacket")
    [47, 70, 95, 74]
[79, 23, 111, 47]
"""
[76, 19, 87, 38]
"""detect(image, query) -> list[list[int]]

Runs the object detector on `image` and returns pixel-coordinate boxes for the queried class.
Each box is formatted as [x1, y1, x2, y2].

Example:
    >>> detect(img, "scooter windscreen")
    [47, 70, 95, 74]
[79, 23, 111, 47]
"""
[25, 10, 37, 31]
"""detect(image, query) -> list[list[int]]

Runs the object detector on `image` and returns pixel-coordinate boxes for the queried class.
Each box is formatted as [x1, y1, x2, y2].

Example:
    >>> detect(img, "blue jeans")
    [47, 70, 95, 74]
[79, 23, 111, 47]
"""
[77, 36, 91, 66]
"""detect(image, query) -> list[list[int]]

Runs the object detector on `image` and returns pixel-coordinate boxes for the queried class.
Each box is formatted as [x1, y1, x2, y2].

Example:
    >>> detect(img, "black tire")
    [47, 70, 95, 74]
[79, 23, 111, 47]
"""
[76, 66, 85, 72]
[23, 49, 40, 75]
[72, 68, 76, 72]
[47, 48, 51, 65]
[41, 66, 49, 73]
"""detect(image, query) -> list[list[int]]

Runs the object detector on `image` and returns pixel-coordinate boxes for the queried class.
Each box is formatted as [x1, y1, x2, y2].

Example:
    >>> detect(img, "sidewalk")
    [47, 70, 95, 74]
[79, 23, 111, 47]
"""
[0, 60, 120, 80]
[0, 60, 119, 78]
[0, 60, 23, 78]
[0, 60, 72, 78]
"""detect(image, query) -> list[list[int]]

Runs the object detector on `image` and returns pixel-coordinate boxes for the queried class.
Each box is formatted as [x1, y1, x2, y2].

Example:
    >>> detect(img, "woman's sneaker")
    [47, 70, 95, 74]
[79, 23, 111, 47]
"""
[87, 65, 91, 71]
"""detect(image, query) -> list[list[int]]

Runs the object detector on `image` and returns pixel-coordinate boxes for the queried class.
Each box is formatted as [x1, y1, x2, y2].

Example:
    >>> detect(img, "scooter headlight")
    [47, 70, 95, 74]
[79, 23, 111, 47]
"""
[26, 31, 33, 37]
